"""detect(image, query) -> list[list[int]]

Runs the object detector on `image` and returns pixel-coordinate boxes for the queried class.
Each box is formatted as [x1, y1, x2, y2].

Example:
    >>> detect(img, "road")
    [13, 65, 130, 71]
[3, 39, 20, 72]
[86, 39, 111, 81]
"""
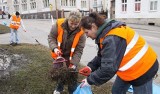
[0, 19, 160, 84]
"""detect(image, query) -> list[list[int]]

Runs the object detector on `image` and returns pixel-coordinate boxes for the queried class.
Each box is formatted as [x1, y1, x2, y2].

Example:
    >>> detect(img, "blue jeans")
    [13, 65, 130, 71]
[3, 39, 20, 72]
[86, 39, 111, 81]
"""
[10, 29, 19, 43]
[112, 76, 152, 94]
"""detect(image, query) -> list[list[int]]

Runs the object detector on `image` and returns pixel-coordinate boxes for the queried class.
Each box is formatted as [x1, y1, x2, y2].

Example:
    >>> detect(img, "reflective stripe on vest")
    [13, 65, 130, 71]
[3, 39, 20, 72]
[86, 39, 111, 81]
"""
[100, 26, 157, 81]
[69, 28, 84, 60]
[10, 15, 21, 30]
[51, 18, 84, 61]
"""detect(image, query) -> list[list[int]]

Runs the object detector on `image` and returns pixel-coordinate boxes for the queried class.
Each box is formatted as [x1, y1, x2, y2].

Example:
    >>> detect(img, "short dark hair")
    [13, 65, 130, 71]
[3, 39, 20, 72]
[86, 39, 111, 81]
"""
[15, 11, 20, 16]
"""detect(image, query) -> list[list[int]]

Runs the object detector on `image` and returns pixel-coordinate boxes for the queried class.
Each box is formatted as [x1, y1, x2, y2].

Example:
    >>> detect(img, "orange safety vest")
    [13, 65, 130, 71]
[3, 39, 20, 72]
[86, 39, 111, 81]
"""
[51, 18, 84, 60]
[10, 15, 21, 30]
[100, 26, 157, 81]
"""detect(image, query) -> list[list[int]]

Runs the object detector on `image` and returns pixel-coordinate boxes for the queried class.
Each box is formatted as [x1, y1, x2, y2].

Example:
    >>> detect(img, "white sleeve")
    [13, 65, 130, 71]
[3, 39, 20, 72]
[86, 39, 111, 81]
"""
[10, 16, 13, 23]
[20, 19, 26, 31]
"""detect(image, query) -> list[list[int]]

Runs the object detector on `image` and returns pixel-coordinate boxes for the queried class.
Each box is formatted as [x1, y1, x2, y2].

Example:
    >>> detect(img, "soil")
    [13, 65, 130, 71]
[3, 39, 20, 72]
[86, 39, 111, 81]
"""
[0, 48, 29, 78]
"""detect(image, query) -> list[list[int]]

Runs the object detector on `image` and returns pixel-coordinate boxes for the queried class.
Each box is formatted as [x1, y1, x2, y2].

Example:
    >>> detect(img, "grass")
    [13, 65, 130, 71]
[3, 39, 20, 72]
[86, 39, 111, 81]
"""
[0, 44, 113, 94]
[0, 24, 10, 34]
[0, 44, 55, 94]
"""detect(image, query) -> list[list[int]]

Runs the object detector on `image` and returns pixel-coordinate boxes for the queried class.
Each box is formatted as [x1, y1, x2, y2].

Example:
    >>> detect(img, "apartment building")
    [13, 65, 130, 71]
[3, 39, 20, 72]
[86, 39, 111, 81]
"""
[0, 0, 8, 12]
[6, 0, 108, 19]
[115, 0, 160, 26]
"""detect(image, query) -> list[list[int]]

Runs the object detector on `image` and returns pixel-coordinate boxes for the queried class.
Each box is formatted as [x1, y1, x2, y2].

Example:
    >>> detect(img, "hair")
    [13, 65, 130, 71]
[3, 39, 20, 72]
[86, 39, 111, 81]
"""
[81, 12, 105, 29]
[15, 11, 20, 16]
[67, 10, 82, 23]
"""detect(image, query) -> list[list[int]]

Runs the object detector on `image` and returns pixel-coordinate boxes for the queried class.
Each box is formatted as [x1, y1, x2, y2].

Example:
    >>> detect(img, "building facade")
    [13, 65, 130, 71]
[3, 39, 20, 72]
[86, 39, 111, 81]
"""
[115, 0, 160, 26]
[0, 0, 8, 13]
[6, 0, 108, 19]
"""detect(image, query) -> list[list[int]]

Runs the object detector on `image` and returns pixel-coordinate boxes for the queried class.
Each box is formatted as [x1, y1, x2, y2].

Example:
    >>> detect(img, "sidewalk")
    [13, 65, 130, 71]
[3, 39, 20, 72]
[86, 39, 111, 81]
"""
[0, 19, 52, 46]
[127, 23, 160, 32]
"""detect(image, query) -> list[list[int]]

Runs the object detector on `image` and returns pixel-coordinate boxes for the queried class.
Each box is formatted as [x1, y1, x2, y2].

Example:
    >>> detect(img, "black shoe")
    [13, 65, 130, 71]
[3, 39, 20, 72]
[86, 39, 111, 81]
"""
[10, 42, 17, 46]
[10, 42, 14, 46]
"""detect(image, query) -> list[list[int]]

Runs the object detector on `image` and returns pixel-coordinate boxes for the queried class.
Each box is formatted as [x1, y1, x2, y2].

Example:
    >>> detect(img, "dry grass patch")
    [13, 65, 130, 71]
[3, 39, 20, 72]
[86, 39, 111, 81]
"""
[0, 44, 113, 94]
[0, 24, 10, 34]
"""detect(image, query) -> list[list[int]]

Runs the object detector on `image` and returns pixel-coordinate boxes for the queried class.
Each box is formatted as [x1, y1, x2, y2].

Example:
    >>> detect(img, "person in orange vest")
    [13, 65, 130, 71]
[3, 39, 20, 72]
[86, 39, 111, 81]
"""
[9, 11, 26, 46]
[48, 10, 86, 94]
[79, 12, 159, 94]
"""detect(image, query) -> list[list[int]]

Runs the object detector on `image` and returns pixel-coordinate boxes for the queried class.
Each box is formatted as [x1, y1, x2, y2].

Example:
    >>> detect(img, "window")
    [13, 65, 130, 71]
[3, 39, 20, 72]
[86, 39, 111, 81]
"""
[30, 0, 36, 9]
[94, 0, 97, 6]
[135, 0, 141, 12]
[14, 5, 19, 11]
[13, 0, 18, 4]
[69, 0, 76, 6]
[122, 0, 127, 12]
[3, 6, 5, 11]
[81, 0, 86, 8]
[14, 0, 18, 4]
[150, 0, 158, 11]
[61, 0, 68, 6]
[13, 0, 19, 11]
[21, 0, 27, 11]
[43, 0, 49, 8]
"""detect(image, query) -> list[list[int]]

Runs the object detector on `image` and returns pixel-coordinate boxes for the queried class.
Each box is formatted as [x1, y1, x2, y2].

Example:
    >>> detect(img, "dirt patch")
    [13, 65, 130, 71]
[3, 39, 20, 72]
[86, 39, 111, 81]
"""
[0, 48, 28, 78]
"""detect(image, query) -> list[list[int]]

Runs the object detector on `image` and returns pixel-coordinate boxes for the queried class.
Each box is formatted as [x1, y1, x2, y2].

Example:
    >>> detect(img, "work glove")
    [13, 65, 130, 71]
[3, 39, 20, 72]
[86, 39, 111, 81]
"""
[80, 78, 90, 88]
[79, 66, 92, 76]
[69, 63, 76, 70]
[54, 48, 62, 56]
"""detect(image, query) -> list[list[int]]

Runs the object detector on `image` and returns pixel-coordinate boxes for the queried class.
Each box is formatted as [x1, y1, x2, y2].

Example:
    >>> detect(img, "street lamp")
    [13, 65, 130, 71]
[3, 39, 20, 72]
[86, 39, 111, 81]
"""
[55, 0, 58, 19]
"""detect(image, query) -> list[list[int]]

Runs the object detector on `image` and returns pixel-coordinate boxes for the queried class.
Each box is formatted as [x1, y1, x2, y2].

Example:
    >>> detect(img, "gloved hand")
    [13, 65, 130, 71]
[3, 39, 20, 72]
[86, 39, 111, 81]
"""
[54, 48, 62, 56]
[79, 66, 92, 76]
[80, 78, 90, 88]
[69, 63, 76, 70]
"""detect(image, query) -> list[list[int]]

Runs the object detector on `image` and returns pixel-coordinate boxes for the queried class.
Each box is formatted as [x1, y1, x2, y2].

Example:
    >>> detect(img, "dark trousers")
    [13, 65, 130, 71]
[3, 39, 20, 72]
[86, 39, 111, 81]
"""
[112, 76, 153, 94]
[55, 78, 78, 94]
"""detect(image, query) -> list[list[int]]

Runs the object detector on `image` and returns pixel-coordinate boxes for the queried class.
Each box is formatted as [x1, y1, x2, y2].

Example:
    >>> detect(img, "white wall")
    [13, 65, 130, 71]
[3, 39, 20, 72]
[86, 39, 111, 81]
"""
[7, 0, 106, 15]
[115, 0, 160, 18]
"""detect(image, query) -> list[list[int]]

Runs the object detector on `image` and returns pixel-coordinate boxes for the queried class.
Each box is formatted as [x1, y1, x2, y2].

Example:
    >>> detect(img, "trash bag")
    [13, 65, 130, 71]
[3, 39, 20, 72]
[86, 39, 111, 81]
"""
[50, 57, 67, 80]
[73, 83, 92, 94]
[128, 85, 133, 93]
[52, 57, 66, 69]
[49, 57, 78, 85]
[2, 21, 7, 26]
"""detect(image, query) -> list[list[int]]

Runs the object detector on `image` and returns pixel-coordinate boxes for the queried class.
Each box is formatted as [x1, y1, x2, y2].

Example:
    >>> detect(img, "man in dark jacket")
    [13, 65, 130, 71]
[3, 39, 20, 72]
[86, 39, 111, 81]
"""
[79, 12, 159, 94]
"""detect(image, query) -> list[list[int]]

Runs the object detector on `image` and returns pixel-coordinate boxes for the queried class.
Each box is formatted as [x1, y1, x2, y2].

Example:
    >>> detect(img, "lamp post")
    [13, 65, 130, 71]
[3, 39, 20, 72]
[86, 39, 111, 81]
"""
[89, 0, 91, 13]
[55, 0, 58, 19]
[49, 4, 54, 25]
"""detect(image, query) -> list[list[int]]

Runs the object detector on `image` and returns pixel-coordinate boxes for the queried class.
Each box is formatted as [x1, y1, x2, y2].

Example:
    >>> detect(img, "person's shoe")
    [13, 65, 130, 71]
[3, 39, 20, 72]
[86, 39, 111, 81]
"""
[10, 42, 14, 46]
[15, 43, 18, 45]
[53, 90, 60, 94]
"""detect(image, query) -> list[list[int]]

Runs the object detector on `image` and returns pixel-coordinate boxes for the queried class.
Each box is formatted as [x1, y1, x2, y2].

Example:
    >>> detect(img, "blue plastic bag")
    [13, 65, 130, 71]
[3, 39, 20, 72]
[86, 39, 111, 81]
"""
[153, 83, 160, 94]
[2, 21, 7, 26]
[128, 85, 133, 93]
[128, 84, 160, 94]
[73, 84, 92, 94]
